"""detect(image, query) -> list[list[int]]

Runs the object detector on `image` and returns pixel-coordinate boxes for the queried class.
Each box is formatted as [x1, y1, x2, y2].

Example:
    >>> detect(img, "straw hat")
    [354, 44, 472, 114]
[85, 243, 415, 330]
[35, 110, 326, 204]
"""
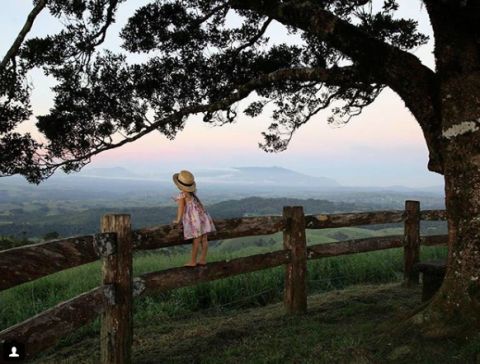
[172, 170, 196, 192]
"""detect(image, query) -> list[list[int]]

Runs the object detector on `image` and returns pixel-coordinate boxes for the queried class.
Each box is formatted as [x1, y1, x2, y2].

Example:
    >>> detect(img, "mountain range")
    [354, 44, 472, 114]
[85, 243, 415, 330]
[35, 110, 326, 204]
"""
[77, 165, 339, 185]
[74, 165, 443, 192]
[0, 165, 445, 209]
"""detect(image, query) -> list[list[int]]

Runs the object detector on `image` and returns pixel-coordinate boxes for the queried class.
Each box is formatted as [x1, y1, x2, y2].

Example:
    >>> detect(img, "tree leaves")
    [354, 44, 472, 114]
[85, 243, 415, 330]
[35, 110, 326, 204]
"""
[0, 0, 429, 182]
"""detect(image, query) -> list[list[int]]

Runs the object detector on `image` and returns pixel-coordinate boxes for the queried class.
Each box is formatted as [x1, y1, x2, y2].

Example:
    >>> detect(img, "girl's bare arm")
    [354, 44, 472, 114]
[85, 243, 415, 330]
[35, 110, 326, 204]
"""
[173, 196, 185, 223]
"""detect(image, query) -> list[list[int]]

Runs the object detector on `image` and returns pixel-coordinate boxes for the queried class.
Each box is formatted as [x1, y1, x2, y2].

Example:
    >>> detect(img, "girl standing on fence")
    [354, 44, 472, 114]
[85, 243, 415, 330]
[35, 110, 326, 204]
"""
[172, 170, 216, 267]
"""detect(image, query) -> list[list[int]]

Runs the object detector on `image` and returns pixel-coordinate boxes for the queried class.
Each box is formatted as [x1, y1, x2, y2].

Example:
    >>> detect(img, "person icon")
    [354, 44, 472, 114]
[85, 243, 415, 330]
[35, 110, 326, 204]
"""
[2, 340, 25, 360]
[8, 346, 19, 358]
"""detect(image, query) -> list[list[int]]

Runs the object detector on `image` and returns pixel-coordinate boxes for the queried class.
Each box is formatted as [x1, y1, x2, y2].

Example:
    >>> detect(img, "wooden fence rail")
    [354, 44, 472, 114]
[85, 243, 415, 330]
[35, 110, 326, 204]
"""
[420, 210, 448, 221]
[0, 201, 448, 363]
[0, 234, 105, 291]
[305, 210, 405, 229]
[133, 215, 285, 250]
[422, 234, 449, 246]
[307, 235, 404, 259]
[133, 249, 292, 298]
[283, 206, 307, 313]
[100, 214, 133, 364]
[0, 286, 111, 359]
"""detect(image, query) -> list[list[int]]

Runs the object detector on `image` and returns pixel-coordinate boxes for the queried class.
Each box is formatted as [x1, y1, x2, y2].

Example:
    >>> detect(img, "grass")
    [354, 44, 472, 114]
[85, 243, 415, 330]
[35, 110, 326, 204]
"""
[33, 283, 480, 364]
[215, 227, 407, 253]
[0, 228, 450, 363]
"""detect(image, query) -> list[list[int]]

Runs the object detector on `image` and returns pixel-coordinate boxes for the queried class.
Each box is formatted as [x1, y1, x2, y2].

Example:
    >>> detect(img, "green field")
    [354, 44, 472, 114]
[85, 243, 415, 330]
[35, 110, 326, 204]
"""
[1, 226, 448, 361]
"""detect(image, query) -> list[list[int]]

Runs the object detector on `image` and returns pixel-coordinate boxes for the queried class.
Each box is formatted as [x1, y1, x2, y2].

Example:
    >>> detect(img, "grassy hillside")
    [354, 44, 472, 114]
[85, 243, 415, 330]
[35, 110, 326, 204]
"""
[0, 197, 356, 238]
[33, 283, 480, 364]
[215, 225, 445, 254]
[0, 220, 452, 363]
[1, 236, 447, 349]
[0, 195, 448, 240]
[0, 227, 446, 329]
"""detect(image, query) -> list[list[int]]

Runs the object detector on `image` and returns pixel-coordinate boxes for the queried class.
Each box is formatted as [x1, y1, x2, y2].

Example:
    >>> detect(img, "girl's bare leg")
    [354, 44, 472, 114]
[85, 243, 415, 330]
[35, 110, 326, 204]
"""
[184, 237, 201, 266]
[199, 234, 208, 264]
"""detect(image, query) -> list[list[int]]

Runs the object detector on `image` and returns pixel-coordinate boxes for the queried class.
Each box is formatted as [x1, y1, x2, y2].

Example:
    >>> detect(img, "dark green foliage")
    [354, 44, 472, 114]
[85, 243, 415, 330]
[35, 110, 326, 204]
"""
[0, 0, 428, 183]
[211, 196, 354, 217]
[43, 231, 60, 240]
[0, 235, 34, 250]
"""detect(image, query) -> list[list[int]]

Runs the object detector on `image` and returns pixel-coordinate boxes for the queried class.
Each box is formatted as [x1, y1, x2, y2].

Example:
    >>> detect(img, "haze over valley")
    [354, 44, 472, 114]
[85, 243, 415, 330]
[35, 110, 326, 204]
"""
[0, 166, 445, 240]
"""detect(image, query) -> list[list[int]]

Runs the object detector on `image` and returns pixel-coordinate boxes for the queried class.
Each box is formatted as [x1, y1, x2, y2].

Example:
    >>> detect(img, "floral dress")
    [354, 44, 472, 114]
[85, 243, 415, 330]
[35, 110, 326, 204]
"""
[175, 191, 216, 239]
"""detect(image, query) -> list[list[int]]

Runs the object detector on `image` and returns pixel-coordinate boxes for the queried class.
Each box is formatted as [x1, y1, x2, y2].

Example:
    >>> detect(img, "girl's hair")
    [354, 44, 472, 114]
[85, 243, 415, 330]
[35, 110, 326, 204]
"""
[188, 191, 206, 211]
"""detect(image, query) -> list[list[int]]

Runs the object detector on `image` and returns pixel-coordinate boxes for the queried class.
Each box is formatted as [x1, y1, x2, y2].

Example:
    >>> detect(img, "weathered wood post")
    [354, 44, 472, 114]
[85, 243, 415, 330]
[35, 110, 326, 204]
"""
[283, 206, 307, 314]
[100, 214, 133, 364]
[403, 200, 420, 286]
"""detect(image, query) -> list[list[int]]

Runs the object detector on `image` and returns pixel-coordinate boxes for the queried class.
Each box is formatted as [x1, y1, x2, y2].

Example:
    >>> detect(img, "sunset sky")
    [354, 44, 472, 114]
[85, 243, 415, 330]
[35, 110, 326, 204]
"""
[1, 1, 443, 187]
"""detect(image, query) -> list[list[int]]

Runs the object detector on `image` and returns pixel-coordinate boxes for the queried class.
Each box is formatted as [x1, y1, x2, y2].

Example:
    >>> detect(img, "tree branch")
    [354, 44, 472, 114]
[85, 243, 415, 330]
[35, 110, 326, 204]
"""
[229, 0, 444, 173]
[90, 0, 120, 47]
[229, 1, 433, 110]
[38, 65, 370, 177]
[230, 17, 272, 56]
[0, 0, 47, 70]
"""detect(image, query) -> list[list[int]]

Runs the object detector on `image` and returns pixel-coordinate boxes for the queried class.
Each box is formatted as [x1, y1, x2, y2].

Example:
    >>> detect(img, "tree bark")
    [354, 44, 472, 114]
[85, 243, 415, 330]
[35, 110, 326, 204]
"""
[412, 148, 480, 337]
[408, 52, 480, 336]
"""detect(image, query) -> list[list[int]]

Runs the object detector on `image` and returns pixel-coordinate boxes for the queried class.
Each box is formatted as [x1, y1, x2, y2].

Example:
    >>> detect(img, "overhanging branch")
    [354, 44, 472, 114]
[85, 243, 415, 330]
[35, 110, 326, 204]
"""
[229, 1, 433, 103]
[0, 0, 47, 70]
[90, 0, 120, 47]
[229, 0, 444, 174]
[37, 65, 371, 177]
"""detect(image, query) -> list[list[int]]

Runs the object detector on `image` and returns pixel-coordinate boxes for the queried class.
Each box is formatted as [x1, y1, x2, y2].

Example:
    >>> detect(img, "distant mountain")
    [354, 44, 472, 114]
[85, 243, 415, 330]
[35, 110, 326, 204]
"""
[60, 166, 442, 196]
[0, 166, 443, 203]
[196, 166, 340, 187]
[77, 167, 138, 178]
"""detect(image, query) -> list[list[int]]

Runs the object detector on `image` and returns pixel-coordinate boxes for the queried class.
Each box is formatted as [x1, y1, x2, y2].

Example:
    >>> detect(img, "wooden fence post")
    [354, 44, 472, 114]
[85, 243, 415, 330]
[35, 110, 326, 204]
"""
[283, 206, 307, 314]
[403, 200, 420, 286]
[100, 214, 133, 364]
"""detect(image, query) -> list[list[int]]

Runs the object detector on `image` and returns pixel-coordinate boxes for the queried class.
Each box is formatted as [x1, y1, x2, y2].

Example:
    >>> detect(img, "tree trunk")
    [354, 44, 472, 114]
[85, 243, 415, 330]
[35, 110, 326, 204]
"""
[413, 157, 480, 337]
[398, 4, 480, 334]
[409, 69, 480, 338]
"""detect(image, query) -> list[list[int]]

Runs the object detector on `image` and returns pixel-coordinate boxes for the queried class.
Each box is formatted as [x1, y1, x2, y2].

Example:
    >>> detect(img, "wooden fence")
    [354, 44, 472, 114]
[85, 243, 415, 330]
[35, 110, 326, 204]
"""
[0, 200, 448, 363]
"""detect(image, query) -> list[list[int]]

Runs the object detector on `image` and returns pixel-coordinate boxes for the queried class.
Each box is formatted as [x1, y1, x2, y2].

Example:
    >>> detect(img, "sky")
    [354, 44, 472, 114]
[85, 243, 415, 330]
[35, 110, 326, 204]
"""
[1, 1, 444, 188]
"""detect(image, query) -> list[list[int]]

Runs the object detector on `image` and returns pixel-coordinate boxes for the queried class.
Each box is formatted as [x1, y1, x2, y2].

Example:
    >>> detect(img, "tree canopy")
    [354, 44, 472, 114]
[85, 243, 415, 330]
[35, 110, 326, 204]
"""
[1, 0, 432, 183]
[3, 0, 480, 338]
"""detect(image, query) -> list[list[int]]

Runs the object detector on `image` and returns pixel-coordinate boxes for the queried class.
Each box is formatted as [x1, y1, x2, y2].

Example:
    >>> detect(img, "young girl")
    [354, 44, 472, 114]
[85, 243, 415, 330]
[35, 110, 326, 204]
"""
[172, 170, 216, 267]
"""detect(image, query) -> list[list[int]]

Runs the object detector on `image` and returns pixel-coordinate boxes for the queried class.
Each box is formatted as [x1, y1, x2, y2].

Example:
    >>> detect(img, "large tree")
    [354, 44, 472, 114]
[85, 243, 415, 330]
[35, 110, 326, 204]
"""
[1, 0, 479, 337]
